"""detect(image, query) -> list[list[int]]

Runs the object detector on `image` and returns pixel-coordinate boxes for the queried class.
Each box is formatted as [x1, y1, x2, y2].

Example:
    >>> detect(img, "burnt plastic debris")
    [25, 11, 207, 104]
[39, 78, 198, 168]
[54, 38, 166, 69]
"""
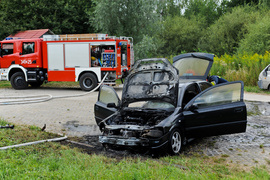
[0, 124, 15, 129]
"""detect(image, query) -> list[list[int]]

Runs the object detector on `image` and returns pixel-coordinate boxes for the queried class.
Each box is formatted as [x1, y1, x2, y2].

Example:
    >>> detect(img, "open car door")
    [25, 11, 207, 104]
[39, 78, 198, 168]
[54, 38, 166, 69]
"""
[94, 85, 120, 125]
[182, 81, 247, 138]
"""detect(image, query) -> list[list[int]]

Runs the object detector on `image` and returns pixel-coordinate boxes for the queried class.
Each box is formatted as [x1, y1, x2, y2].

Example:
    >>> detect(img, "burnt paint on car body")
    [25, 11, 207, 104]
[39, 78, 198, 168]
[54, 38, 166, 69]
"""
[94, 53, 247, 155]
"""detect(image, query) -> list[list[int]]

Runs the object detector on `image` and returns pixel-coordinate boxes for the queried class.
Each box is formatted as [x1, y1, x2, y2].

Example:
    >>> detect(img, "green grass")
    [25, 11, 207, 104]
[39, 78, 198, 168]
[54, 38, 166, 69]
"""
[0, 119, 270, 179]
[244, 86, 270, 94]
[0, 80, 124, 89]
[0, 81, 11, 88]
[0, 119, 60, 147]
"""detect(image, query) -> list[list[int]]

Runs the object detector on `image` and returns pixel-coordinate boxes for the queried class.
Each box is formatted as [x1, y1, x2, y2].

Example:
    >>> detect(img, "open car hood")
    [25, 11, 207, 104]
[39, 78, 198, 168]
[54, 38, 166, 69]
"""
[122, 58, 179, 106]
[173, 53, 214, 80]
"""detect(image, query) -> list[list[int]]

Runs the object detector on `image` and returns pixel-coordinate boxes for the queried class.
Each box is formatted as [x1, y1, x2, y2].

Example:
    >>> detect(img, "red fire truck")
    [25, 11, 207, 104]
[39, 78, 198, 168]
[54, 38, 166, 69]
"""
[0, 33, 134, 91]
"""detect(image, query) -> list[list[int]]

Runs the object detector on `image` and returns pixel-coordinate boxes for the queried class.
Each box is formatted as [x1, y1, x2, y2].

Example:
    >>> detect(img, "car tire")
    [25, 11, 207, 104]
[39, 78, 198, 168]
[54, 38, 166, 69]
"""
[168, 128, 182, 155]
[79, 73, 97, 91]
[29, 81, 43, 88]
[268, 85, 270, 91]
[10, 72, 28, 90]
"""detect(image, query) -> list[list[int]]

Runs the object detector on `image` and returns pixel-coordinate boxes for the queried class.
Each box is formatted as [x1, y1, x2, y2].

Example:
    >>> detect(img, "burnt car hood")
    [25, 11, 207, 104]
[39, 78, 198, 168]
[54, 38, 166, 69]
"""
[173, 52, 214, 80]
[121, 58, 179, 106]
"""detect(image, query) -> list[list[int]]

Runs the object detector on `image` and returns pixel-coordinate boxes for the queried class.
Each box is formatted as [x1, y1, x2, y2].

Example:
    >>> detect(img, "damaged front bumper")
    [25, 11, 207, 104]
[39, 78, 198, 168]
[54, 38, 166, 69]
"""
[99, 132, 170, 150]
[99, 136, 149, 146]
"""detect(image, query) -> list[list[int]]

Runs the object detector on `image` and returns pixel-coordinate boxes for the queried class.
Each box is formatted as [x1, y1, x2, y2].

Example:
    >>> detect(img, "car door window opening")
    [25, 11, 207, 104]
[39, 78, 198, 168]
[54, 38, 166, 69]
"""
[182, 84, 200, 107]
[194, 83, 242, 108]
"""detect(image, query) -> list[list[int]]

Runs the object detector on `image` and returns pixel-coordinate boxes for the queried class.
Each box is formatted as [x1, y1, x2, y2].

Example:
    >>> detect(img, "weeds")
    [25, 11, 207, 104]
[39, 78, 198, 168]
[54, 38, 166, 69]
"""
[211, 52, 270, 86]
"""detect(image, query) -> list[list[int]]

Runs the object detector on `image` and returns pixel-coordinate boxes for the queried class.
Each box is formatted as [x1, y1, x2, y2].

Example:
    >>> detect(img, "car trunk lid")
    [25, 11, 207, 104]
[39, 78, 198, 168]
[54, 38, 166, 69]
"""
[173, 53, 214, 80]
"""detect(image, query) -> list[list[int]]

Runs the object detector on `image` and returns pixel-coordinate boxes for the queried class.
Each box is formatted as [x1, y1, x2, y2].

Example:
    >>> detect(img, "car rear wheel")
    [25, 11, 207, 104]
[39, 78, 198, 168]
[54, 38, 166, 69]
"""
[168, 129, 182, 155]
[10, 72, 28, 90]
[79, 73, 97, 91]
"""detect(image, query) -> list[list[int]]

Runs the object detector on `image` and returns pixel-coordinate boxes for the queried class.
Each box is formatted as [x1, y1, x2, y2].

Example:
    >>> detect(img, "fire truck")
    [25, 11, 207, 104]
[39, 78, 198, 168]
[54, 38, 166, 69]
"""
[0, 33, 134, 91]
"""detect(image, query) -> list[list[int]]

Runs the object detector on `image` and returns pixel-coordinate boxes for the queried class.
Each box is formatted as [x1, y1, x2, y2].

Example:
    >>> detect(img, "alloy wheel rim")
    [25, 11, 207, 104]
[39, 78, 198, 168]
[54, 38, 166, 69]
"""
[171, 131, 181, 153]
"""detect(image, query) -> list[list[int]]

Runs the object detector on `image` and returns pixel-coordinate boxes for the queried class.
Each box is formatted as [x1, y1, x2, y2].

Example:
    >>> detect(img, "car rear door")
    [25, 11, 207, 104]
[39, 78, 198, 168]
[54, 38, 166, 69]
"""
[182, 81, 247, 138]
[94, 85, 120, 125]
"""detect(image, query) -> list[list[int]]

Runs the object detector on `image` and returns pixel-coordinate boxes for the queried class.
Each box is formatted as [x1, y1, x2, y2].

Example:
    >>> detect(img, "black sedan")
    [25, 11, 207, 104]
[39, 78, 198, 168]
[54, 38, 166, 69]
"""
[94, 53, 247, 154]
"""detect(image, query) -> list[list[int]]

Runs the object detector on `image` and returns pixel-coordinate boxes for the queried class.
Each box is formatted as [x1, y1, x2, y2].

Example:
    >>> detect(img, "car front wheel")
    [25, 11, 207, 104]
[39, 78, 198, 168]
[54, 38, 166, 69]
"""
[168, 129, 182, 155]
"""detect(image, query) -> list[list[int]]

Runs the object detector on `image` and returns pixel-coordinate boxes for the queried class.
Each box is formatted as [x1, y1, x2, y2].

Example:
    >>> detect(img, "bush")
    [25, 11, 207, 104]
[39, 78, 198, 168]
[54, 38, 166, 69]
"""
[211, 52, 270, 86]
[157, 15, 206, 56]
[237, 12, 270, 55]
[134, 35, 162, 60]
[198, 6, 258, 56]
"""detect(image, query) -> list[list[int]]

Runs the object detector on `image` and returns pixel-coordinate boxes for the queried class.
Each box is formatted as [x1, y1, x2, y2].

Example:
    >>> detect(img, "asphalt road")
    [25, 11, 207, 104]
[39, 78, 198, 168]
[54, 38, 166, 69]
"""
[0, 87, 122, 136]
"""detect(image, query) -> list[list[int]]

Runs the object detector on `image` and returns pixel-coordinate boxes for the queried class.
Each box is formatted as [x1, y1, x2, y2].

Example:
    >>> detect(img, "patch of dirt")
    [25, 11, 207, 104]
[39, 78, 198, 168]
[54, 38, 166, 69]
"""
[63, 114, 270, 169]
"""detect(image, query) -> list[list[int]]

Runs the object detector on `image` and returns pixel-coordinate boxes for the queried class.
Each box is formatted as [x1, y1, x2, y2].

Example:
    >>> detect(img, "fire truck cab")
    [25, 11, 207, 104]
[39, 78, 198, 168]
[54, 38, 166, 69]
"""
[0, 34, 133, 91]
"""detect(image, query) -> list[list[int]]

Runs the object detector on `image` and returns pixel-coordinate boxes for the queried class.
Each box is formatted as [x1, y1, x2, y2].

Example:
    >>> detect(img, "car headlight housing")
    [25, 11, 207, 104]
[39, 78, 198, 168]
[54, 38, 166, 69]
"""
[141, 128, 163, 138]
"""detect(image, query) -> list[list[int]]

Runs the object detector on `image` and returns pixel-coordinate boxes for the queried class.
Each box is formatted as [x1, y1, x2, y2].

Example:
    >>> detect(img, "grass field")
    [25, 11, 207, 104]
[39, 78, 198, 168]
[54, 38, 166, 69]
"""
[0, 79, 123, 89]
[0, 119, 269, 179]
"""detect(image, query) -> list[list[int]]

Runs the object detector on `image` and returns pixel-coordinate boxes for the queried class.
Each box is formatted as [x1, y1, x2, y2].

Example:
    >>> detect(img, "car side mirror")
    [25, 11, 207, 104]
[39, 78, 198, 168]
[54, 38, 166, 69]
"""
[263, 71, 267, 77]
[107, 103, 118, 108]
[0, 48, 2, 57]
[189, 104, 198, 111]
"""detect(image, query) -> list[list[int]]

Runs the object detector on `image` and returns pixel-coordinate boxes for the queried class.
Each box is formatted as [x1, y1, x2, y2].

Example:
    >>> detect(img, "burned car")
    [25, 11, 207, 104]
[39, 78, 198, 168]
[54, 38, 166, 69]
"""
[94, 53, 247, 154]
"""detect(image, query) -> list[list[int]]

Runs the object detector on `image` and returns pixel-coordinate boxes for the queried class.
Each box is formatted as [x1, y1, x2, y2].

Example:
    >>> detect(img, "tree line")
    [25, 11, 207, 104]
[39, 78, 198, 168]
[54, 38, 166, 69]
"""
[0, 0, 270, 59]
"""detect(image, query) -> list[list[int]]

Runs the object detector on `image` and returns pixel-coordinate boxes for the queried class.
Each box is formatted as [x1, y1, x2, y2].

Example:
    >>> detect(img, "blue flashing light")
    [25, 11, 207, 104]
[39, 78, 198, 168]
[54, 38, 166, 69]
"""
[5, 37, 13, 40]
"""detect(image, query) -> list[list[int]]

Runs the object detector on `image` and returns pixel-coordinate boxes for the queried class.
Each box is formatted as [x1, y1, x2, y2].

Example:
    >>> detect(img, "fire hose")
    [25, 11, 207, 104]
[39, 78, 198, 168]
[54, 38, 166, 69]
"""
[0, 134, 67, 150]
[0, 72, 108, 105]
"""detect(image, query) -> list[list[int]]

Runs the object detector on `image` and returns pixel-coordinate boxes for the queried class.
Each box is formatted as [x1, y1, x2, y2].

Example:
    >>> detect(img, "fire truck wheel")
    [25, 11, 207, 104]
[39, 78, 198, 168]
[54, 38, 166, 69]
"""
[79, 73, 97, 91]
[10, 72, 28, 90]
[29, 81, 43, 88]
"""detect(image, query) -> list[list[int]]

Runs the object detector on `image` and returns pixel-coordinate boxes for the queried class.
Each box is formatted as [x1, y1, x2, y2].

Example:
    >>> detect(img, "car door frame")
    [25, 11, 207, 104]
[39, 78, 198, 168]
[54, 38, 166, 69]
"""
[182, 81, 247, 138]
[94, 85, 121, 125]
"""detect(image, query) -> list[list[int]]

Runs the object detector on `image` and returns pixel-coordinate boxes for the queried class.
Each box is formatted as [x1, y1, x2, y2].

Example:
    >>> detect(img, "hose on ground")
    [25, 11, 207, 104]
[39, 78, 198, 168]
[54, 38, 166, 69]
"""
[0, 135, 67, 150]
[0, 73, 108, 105]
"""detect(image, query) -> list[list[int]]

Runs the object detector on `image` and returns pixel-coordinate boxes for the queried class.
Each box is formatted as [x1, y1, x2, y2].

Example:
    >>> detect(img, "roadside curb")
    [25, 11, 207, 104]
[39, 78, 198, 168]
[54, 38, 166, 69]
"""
[244, 92, 270, 102]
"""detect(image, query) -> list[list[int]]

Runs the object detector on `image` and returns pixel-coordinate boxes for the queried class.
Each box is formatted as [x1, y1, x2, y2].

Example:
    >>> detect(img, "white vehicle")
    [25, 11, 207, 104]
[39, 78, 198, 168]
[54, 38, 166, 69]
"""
[258, 64, 270, 90]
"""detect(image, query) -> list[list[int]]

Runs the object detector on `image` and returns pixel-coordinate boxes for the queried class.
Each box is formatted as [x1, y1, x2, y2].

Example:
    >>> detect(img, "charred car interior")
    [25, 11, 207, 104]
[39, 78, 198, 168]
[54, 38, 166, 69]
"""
[94, 53, 247, 155]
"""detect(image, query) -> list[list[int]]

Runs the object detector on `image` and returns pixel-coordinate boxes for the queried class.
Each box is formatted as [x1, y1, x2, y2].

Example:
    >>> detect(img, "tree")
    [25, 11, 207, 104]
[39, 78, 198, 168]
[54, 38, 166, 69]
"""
[238, 12, 270, 55]
[90, 0, 159, 43]
[0, 0, 94, 39]
[225, 0, 260, 7]
[157, 15, 206, 56]
[198, 6, 258, 55]
[182, 0, 223, 26]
